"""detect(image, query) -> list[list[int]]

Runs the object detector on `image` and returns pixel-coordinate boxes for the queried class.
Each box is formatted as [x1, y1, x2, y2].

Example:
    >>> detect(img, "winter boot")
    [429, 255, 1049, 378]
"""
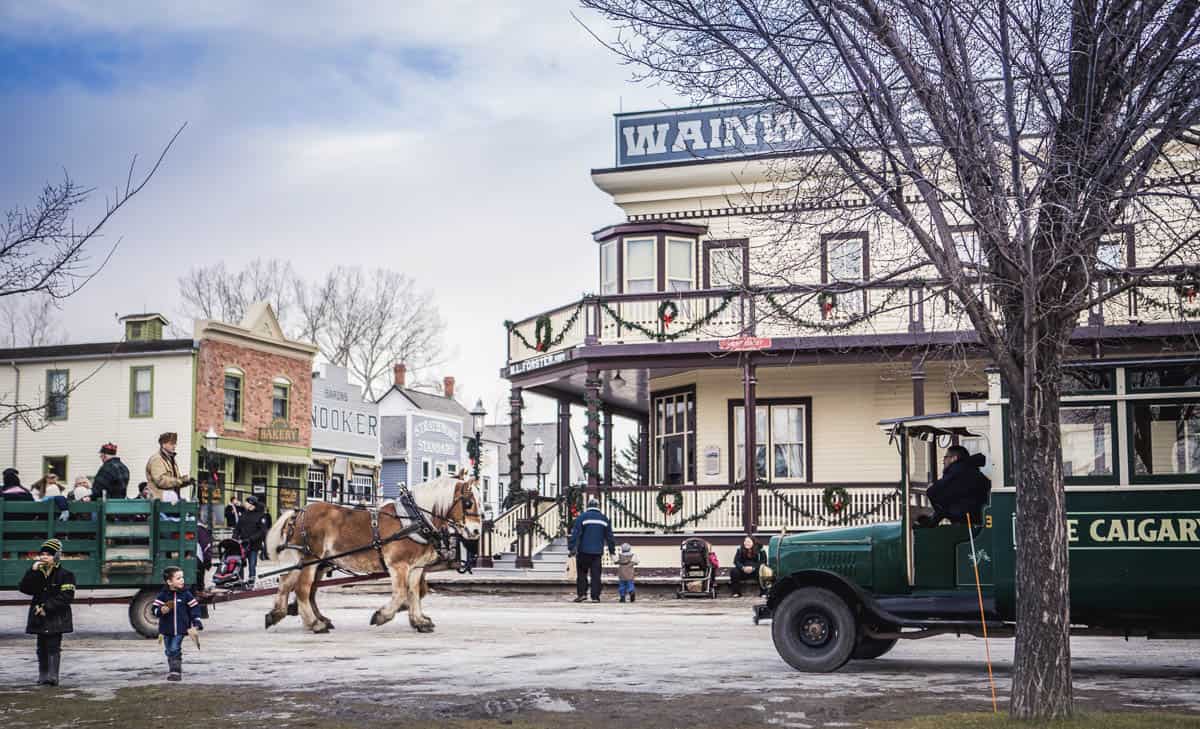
[36, 652, 48, 685]
[619, 595, 626, 603]
[167, 656, 182, 682]
[45, 652, 60, 687]
[630, 592, 636, 603]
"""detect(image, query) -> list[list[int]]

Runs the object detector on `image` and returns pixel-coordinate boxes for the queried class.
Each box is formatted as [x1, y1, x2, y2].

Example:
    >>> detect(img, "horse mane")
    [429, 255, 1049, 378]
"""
[407, 474, 463, 517]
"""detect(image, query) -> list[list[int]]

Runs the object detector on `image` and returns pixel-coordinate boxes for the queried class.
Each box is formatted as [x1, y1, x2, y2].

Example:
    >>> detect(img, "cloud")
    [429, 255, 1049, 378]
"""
[0, 1, 684, 423]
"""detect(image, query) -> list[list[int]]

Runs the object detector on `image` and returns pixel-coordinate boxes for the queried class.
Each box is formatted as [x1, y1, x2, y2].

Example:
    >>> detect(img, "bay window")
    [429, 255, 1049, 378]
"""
[666, 237, 695, 291]
[625, 238, 655, 293]
[600, 241, 618, 295]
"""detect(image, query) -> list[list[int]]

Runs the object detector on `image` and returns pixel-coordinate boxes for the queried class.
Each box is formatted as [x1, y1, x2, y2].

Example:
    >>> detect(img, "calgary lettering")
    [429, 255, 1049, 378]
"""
[1066, 516, 1200, 545]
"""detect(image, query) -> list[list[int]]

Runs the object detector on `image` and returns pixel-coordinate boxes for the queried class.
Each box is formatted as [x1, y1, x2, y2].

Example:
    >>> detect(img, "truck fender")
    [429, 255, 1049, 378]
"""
[767, 570, 893, 627]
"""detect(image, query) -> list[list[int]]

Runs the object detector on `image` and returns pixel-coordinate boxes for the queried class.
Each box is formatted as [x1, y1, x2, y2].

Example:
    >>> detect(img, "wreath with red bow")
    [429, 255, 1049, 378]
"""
[1175, 272, 1199, 303]
[822, 486, 850, 515]
[655, 487, 684, 515]
[658, 300, 679, 327]
[818, 292, 837, 315]
[534, 316, 553, 351]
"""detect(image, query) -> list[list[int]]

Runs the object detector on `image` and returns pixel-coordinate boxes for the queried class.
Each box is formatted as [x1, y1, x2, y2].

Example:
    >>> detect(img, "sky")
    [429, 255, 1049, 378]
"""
[0, 1, 686, 427]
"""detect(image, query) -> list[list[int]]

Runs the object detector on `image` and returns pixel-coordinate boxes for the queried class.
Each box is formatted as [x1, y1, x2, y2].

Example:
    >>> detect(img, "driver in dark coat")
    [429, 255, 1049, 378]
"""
[921, 445, 991, 526]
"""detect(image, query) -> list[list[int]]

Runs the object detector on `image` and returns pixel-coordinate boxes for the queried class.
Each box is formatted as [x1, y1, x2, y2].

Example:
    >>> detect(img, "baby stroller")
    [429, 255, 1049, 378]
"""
[211, 539, 247, 588]
[676, 537, 717, 599]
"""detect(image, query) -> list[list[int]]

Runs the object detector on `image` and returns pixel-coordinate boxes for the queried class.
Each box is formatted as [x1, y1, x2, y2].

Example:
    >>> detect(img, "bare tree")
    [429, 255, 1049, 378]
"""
[0, 295, 65, 348]
[178, 258, 296, 327]
[180, 261, 445, 398]
[580, 0, 1200, 718]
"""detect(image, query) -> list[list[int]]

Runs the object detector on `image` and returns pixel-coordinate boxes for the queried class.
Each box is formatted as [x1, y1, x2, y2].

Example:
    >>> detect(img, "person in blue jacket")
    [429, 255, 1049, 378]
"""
[567, 497, 616, 602]
[152, 566, 203, 681]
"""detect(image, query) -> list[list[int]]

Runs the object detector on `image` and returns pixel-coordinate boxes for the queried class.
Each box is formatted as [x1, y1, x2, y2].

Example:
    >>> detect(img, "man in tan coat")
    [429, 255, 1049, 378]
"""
[145, 432, 194, 501]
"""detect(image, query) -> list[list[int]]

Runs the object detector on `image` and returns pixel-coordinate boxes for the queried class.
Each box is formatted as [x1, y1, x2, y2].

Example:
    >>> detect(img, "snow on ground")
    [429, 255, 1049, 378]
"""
[1, 586, 1198, 715]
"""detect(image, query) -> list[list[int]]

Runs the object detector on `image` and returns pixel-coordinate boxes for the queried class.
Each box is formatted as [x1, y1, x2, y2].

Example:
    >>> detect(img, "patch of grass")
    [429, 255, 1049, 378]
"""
[880, 712, 1200, 729]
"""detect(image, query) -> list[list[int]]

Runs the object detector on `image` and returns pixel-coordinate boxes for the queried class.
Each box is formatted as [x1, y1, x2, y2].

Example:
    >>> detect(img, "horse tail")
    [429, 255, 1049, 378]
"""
[267, 509, 300, 564]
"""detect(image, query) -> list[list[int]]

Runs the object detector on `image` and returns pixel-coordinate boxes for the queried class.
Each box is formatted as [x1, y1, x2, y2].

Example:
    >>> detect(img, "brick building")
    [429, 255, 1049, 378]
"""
[194, 303, 319, 519]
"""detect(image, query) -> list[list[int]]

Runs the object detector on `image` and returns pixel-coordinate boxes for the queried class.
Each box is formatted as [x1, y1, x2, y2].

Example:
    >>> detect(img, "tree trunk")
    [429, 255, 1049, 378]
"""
[1008, 381, 1073, 719]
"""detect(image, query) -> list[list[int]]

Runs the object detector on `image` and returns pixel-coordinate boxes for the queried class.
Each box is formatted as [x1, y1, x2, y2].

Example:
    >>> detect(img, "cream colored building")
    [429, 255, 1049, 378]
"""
[0, 314, 194, 497]
[492, 102, 1199, 570]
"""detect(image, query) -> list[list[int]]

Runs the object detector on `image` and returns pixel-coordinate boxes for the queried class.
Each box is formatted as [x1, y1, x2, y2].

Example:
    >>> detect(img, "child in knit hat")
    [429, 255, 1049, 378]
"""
[18, 538, 76, 686]
[617, 543, 639, 603]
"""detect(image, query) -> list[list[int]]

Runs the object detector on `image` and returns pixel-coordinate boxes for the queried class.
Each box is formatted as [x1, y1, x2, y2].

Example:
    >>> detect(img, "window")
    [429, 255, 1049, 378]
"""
[129, 321, 144, 339]
[351, 471, 375, 503]
[733, 402, 809, 482]
[1130, 401, 1200, 480]
[272, 380, 290, 421]
[42, 456, 67, 483]
[1060, 405, 1115, 481]
[482, 476, 491, 507]
[706, 244, 746, 288]
[600, 241, 618, 295]
[250, 461, 269, 494]
[822, 234, 867, 314]
[625, 237, 655, 293]
[307, 466, 327, 501]
[130, 366, 154, 417]
[666, 237, 695, 292]
[45, 370, 69, 421]
[278, 463, 303, 493]
[654, 389, 695, 485]
[224, 370, 243, 424]
[1062, 368, 1115, 394]
[953, 228, 981, 268]
[1128, 365, 1200, 392]
[421, 459, 432, 483]
[444, 462, 458, 478]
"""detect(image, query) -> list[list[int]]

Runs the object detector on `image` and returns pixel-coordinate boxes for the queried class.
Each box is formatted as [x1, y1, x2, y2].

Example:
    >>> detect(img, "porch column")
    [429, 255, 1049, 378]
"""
[602, 409, 614, 488]
[636, 417, 650, 486]
[911, 358, 934, 484]
[557, 398, 572, 499]
[742, 357, 758, 534]
[585, 376, 602, 498]
[508, 387, 524, 498]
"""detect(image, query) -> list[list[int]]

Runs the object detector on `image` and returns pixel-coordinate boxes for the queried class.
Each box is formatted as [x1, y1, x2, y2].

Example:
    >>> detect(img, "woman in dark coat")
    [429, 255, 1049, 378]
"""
[19, 538, 76, 686]
[729, 535, 768, 597]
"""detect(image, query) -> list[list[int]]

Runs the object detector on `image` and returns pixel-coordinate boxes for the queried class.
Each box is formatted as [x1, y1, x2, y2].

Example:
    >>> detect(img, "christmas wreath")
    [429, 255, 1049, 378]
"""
[534, 316, 553, 351]
[1175, 272, 1199, 303]
[822, 486, 850, 515]
[655, 487, 685, 515]
[658, 300, 679, 326]
[818, 292, 837, 315]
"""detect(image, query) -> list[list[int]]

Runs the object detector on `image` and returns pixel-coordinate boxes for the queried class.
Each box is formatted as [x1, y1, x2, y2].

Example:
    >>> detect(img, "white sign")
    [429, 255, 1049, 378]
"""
[508, 350, 568, 375]
[311, 365, 379, 459]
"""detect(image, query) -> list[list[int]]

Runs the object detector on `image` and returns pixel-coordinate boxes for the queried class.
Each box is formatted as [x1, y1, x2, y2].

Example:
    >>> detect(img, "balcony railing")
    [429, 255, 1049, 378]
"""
[505, 272, 1199, 367]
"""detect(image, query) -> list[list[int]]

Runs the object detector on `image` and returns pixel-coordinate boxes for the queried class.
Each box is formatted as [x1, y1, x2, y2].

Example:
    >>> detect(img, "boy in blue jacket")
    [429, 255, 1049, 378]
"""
[152, 566, 203, 681]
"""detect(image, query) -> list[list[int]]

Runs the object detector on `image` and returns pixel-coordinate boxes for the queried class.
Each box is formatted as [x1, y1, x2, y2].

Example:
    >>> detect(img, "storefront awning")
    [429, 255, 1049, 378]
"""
[211, 445, 312, 465]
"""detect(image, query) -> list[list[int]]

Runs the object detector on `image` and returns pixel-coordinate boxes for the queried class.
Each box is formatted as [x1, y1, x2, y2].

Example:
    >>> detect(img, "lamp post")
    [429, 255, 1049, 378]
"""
[533, 436, 545, 497]
[198, 427, 219, 530]
[470, 399, 487, 480]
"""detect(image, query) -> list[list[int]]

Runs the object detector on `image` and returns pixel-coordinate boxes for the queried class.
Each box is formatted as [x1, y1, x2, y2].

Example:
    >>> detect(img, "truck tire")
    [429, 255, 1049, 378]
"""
[852, 636, 898, 660]
[129, 588, 159, 639]
[771, 587, 857, 672]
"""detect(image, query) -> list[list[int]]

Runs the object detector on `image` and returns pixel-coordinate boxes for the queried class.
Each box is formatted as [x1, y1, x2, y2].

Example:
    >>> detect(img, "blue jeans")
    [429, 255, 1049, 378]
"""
[618, 579, 635, 597]
[246, 550, 258, 583]
[163, 634, 185, 658]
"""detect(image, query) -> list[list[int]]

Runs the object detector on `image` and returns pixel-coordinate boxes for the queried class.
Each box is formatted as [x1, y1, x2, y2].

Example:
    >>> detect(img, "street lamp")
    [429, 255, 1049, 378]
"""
[470, 398, 487, 480]
[533, 436, 545, 497]
[198, 427, 220, 530]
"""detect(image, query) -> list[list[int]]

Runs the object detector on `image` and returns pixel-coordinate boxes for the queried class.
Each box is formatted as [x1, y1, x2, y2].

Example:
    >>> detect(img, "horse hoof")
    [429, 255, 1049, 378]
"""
[312, 622, 330, 634]
[370, 610, 388, 626]
[325, 621, 336, 630]
[413, 622, 435, 633]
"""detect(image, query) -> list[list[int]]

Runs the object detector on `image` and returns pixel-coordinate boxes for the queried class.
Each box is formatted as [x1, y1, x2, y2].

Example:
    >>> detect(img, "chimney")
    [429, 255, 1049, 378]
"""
[443, 376, 456, 399]
[393, 363, 407, 388]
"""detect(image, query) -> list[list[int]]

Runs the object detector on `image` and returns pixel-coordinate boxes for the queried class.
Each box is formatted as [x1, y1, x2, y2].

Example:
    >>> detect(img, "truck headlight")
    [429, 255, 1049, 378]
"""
[758, 565, 774, 589]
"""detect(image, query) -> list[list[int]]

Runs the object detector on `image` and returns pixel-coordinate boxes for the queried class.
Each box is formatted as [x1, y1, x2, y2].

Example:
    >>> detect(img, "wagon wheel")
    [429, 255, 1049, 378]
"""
[129, 588, 160, 639]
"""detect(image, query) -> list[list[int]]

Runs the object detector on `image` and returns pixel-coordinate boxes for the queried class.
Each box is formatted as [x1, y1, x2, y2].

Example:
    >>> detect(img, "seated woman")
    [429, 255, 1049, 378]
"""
[730, 536, 768, 598]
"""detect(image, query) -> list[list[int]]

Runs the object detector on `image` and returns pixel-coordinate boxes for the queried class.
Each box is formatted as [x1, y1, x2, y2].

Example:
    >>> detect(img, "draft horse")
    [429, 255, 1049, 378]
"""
[264, 474, 482, 633]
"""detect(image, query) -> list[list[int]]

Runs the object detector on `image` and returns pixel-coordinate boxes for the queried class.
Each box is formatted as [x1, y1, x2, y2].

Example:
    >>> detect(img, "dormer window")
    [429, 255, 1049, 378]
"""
[593, 221, 707, 295]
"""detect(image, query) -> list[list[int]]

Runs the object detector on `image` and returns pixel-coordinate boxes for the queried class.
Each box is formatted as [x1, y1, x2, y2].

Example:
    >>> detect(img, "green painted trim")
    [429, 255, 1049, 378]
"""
[1059, 400, 1121, 486]
[128, 365, 154, 418]
[223, 371, 244, 426]
[194, 431, 311, 459]
[45, 369, 69, 421]
[1126, 397, 1200, 485]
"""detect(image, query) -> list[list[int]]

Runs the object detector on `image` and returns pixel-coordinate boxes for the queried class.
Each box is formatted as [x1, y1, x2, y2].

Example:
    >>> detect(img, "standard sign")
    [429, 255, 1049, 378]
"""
[617, 102, 822, 167]
[719, 336, 772, 352]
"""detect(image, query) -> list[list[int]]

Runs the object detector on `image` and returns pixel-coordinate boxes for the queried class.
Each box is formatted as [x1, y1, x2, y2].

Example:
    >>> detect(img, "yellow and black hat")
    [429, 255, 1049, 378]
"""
[40, 539, 63, 555]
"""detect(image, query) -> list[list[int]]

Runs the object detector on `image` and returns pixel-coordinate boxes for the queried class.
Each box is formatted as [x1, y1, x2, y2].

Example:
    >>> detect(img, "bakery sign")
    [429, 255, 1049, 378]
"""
[259, 421, 300, 442]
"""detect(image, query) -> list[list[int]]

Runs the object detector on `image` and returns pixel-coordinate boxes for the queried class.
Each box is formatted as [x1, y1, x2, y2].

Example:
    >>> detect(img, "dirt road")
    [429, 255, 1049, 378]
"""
[1, 586, 1197, 728]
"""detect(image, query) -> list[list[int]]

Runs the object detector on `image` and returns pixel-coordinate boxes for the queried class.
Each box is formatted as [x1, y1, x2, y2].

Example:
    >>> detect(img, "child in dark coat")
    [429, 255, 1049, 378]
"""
[19, 538, 76, 686]
[152, 566, 203, 681]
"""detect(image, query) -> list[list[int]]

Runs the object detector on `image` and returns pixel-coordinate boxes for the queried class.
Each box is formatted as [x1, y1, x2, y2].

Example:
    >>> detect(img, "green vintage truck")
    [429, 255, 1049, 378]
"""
[757, 358, 1200, 672]
[0, 499, 199, 637]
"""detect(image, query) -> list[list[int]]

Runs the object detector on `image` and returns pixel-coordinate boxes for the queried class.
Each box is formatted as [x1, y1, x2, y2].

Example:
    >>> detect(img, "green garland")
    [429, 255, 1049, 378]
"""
[504, 299, 587, 352]
[655, 487, 684, 515]
[761, 481, 902, 525]
[604, 488, 736, 533]
[599, 294, 737, 342]
[763, 287, 907, 331]
[581, 389, 603, 484]
[1131, 286, 1200, 319]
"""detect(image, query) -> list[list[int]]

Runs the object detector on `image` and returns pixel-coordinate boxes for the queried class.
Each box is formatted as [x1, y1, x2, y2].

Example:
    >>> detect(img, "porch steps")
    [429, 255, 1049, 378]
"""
[478, 537, 571, 577]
